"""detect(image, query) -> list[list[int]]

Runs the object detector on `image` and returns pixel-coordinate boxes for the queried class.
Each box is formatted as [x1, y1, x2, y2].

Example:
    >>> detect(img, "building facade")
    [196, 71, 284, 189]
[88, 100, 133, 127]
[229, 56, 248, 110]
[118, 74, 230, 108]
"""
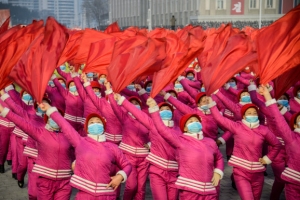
[110, 0, 300, 28]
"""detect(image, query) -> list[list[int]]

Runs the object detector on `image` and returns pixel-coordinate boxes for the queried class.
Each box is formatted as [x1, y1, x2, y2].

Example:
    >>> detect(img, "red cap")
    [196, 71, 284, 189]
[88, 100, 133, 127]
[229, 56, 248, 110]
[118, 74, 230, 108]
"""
[240, 103, 259, 117]
[158, 102, 174, 113]
[237, 90, 248, 101]
[179, 114, 201, 132]
[289, 112, 300, 130]
[293, 86, 300, 97]
[84, 113, 106, 133]
[90, 81, 101, 89]
[195, 92, 206, 104]
[57, 77, 66, 84]
[44, 108, 64, 123]
[185, 69, 195, 76]
[128, 96, 142, 107]
[166, 89, 178, 98]
[66, 80, 74, 89]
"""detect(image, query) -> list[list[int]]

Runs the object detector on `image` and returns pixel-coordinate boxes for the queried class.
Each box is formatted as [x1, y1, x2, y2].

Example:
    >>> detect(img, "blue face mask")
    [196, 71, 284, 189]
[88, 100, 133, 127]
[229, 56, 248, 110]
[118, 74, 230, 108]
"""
[88, 123, 104, 135]
[22, 94, 32, 101]
[37, 107, 45, 114]
[48, 118, 59, 129]
[61, 83, 66, 88]
[135, 105, 141, 110]
[200, 105, 209, 111]
[146, 86, 152, 93]
[87, 73, 94, 78]
[187, 76, 194, 80]
[159, 110, 173, 120]
[95, 91, 100, 96]
[297, 122, 300, 128]
[245, 116, 259, 123]
[201, 87, 206, 92]
[298, 93, 300, 99]
[49, 80, 54, 86]
[174, 84, 183, 89]
[241, 96, 251, 103]
[187, 122, 202, 133]
[60, 65, 66, 71]
[229, 82, 237, 88]
[277, 100, 289, 107]
[99, 78, 106, 84]
[127, 85, 135, 91]
[69, 86, 77, 93]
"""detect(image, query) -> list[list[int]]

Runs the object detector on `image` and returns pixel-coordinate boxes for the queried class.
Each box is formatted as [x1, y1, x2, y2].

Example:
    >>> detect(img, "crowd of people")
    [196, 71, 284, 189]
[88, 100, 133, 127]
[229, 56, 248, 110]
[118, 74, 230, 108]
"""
[0, 61, 299, 200]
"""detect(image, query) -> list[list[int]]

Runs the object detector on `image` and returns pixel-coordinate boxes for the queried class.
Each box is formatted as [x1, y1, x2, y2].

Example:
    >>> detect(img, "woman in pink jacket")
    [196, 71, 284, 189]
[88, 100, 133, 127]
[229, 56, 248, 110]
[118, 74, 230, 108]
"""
[147, 97, 224, 200]
[106, 82, 149, 200]
[288, 86, 300, 113]
[46, 77, 66, 112]
[52, 75, 84, 132]
[40, 103, 132, 200]
[209, 97, 281, 200]
[115, 92, 179, 200]
[260, 86, 300, 200]
[0, 102, 73, 200]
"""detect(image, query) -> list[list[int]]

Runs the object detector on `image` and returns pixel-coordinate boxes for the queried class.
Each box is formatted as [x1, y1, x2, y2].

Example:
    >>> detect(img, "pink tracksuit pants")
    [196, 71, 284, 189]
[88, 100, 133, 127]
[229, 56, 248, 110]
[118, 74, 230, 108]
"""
[36, 176, 72, 200]
[10, 134, 18, 174]
[270, 161, 285, 200]
[179, 190, 218, 200]
[285, 182, 300, 200]
[6, 141, 11, 161]
[28, 158, 37, 200]
[75, 191, 116, 200]
[233, 167, 264, 200]
[16, 136, 27, 181]
[0, 130, 11, 165]
[148, 165, 178, 200]
[123, 154, 149, 200]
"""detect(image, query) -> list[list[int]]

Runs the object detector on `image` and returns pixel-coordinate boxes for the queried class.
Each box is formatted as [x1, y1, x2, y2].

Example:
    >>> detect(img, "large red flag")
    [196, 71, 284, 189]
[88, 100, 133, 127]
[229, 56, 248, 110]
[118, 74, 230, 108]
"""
[84, 37, 117, 76]
[201, 32, 256, 95]
[10, 17, 68, 102]
[104, 22, 121, 34]
[0, 25, 21, 44]
[57, 30, 83, 66]
[257, 5, 300, 84]
[0, 17, 10, 35]
[73, 29, 113, 65]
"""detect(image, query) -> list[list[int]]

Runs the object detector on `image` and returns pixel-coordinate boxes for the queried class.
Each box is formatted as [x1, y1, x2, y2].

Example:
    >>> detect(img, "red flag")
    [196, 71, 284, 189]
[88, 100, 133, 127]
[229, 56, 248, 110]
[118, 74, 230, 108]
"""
[0, 25, 21, 44]
[257, 5, 300, 84]
[10, 17, 68, 102]
[73, 29, 113, 65]
[0, 17, 10, 35]
[84, 37, 117, 76]
[201, 32, 256, 95]
[57, 30, 83, 66]
[104, 22, 121, 34]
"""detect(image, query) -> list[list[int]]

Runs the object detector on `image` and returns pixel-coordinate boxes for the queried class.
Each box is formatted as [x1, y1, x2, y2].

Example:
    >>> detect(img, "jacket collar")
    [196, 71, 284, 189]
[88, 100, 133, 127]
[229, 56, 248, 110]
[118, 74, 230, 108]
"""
[239, 101, 252, 106]
[183, 131, 204, 140]
[294, 128, 300, 134]
[87, 134, 106, 142]
[162, 120, 174, 127]
[242, 119, 260, 129]
[294, 97, 300, 104]
[69, 91, 79, 96]
[44, 124, 59, 132]
[198, 107, 211, 114]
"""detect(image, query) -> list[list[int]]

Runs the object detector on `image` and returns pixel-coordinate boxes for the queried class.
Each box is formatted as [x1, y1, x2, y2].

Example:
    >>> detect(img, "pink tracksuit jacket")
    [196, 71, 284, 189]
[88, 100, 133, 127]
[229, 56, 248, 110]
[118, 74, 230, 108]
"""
[84, 82, 123, 144]
[289, 97, 300, 113]
[150, 107, 224, 197]
[48, 107, 132, 198]
[46, 86, 66, 112]
[53, 78, 84, 131]
[266, 100, 300, 200]
[119, 96, 179, 199]
[56, 67, 72, 83]
[165, 93, 219, 141]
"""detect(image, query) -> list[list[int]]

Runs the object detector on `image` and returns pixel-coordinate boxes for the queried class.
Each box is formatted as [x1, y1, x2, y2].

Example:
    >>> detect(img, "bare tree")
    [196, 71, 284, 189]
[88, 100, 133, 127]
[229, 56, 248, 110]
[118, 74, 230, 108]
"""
[82, 0, 109, 29]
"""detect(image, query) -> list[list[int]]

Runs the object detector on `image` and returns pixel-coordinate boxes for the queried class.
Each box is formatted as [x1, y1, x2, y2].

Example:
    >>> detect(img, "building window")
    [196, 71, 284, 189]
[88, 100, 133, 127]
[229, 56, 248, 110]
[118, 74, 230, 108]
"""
[216, 0, 225, 10]
[266, 0, 275, 8]
[249, 0, 258, 9]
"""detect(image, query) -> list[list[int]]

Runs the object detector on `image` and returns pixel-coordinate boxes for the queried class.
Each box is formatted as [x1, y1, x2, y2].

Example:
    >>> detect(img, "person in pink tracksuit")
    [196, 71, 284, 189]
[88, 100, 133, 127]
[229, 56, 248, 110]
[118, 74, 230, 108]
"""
[173, 78, 197, 108]
[40, 103, 132, 200]
[56, 65, 72, 83]
[147, 97, 224, 199]
[248, 83, 287, 200]
[105, 82, 149, 200]
[52, 74, 84, 131]
[209, 97, 281, 200]
[115, 93, 179, 200]
[288, 86, 300, 113]
[46, 78, 66, 112]
[258, 86, 300, 200]
[163, 89, 184, 127]
[81, 74, 123, 144]
[0, 99, 15, 174]
[0, 102, 73, 200]
[162, 91, 219, 141]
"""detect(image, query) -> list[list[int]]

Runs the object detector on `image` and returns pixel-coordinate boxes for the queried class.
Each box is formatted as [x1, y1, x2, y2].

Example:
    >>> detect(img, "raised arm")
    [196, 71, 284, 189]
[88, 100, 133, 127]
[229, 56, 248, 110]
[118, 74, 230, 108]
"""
[164, 93, 196, 115]
[107, 92, 126, 123]
[0, 106, 41, 141]
[72, 75, 87, 101]
[215, 89, 241, 119]
[56, 67, 70, 81]
[1, 93, 31, 119]
[179, 78, 198, 99]
[248, 84, 271, 118]
[148, 99, 181, 148]
[5, 85, 31, 110]
[235, 76, 250, 86]
[53, 78, 68, 99]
